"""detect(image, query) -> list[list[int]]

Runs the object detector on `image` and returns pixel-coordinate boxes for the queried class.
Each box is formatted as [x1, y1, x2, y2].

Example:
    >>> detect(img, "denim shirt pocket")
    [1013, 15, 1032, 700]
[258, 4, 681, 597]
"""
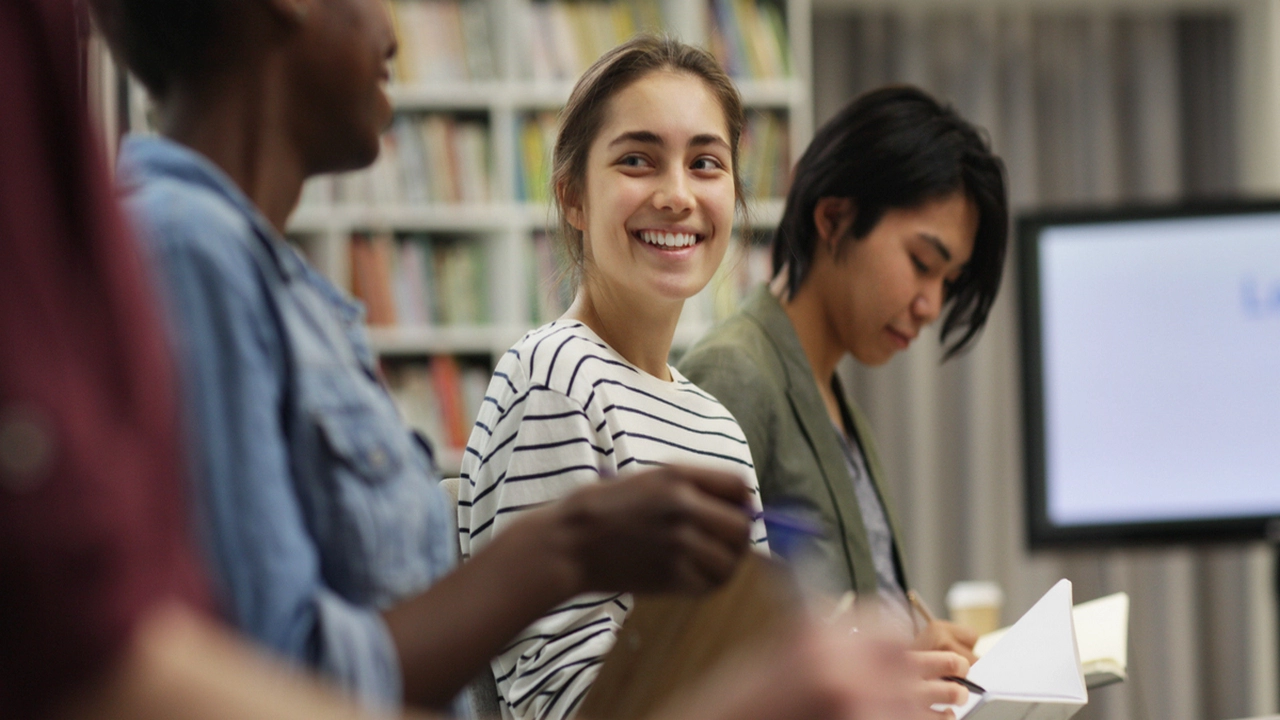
[312, 402, 405, 485]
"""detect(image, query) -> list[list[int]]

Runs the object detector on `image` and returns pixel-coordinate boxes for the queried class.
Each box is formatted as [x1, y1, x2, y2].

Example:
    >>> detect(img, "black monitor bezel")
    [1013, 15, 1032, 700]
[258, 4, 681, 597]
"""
[1019, 199, 1280, 548]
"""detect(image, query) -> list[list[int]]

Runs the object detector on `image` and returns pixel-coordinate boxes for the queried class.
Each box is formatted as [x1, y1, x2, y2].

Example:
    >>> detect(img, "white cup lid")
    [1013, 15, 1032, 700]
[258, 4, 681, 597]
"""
[946, 581, 1004, 609]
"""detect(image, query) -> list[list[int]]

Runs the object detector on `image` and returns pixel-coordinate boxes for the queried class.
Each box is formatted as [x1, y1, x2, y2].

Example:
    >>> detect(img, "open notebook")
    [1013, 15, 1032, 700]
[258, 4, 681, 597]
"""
[975, 591, 1130, 689]
[947, 579, 1088, 720]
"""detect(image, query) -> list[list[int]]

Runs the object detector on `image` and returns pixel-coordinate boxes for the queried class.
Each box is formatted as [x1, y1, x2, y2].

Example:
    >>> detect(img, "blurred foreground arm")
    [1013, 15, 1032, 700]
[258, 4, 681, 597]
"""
[53, 603, 436, 720]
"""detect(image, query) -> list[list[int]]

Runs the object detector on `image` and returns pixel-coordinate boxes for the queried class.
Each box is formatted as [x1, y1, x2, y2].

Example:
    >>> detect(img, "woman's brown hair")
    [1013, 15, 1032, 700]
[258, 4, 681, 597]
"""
[551, 35, 747, 284]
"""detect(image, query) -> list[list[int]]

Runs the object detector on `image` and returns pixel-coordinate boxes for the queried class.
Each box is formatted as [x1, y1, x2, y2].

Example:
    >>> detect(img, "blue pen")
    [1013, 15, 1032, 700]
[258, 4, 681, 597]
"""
[757, 505, 824, 561]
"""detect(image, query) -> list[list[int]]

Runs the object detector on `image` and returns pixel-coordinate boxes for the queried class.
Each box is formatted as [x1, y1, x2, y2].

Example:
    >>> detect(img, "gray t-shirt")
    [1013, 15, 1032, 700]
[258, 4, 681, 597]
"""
[832, 422, 913, 631]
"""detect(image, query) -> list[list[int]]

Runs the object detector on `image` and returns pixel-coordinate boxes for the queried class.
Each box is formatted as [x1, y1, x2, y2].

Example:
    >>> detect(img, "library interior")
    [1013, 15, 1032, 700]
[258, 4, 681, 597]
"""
[6, 0, 1280, 719]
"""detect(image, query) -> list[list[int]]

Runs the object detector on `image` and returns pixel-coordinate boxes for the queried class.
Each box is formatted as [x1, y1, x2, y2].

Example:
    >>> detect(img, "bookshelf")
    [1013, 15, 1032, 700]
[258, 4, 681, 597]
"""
[286, 0, 814, 472]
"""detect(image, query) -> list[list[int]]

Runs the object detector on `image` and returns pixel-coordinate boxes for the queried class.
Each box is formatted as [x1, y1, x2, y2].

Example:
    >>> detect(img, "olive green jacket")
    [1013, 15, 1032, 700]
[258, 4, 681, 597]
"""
[678, 286, 909, 597]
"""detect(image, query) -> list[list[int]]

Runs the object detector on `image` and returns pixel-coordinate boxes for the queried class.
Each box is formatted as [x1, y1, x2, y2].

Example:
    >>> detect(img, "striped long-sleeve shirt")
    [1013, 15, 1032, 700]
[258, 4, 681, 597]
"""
[457, 321, 768, 720]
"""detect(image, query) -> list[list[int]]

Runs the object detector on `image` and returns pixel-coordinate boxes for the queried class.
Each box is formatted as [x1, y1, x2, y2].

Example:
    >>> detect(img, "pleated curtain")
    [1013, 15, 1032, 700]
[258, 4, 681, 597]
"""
[812, 7, 1274, 720]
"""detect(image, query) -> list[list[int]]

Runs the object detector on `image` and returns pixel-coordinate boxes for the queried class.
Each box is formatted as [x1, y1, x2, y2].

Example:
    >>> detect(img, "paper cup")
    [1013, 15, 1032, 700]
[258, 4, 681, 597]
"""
[946, 581, 1004, 635]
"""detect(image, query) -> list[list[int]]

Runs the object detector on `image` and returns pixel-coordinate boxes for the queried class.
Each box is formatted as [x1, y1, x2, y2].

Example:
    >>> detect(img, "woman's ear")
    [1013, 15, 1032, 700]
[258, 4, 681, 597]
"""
[813, 197, 855, 255]
[558, 180, 586, 232]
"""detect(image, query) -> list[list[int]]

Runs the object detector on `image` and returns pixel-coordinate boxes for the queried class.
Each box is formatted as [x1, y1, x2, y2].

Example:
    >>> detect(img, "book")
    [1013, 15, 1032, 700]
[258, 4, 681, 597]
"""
[707, 0, 790, 79]
[516, 112, 558, 203]
[946, 579, 1088, 720]
[350, 233, 399, 326]
[383, 357, 492, 459]
[388, 0, 494, 83]
[577, 553, 799, 720]
[335, 114, 491, 207]
[974, 591, 1129, 690]
[348, 234, 488, 328]
[740, 110, 790, 199]
[523, 0, 664, 81]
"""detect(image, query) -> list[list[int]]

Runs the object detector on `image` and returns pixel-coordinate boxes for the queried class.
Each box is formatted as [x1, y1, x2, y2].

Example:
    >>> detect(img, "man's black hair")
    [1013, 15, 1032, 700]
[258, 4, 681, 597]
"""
[89, 0, 226, 100]
[772, 85, 1009, 359]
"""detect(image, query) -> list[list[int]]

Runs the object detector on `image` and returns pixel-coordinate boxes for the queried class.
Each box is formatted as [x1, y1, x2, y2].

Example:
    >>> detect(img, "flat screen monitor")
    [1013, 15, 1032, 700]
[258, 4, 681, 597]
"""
[1020, 202, 1280, 546]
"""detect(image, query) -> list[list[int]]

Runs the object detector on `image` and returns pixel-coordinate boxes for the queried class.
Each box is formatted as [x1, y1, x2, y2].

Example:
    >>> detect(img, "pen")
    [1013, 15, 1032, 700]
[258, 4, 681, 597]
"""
[942, 675, 986, 695]
[907, 589, 935, 634]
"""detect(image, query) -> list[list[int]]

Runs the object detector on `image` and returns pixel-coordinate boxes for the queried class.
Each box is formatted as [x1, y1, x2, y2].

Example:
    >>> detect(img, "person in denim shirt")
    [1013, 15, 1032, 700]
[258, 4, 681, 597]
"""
[91, 0, 760, 713]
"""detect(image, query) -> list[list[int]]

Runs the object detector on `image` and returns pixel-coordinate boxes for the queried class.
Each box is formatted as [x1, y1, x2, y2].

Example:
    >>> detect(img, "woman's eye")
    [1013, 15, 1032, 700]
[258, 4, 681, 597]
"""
[691, 156, 724, 171]
[618, 154, 649, 168]
[911, 256, 929, 273]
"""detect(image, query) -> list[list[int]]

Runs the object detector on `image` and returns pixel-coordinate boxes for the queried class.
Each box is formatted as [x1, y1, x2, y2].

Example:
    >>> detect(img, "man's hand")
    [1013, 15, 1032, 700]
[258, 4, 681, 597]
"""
[548, 465, 755, 595]
[913, 619, 979, 664]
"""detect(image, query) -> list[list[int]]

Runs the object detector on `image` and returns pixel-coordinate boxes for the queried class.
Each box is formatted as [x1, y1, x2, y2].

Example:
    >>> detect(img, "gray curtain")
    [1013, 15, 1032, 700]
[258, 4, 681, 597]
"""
[813, 7, 1275, 720]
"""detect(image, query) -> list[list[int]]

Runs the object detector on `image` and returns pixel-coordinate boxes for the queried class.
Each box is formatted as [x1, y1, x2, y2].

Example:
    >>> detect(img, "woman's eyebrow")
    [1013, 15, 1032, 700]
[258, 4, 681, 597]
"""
[918, 233, 953, 262]
[689, 133, 730, 150]
[608, 130, 662, 148]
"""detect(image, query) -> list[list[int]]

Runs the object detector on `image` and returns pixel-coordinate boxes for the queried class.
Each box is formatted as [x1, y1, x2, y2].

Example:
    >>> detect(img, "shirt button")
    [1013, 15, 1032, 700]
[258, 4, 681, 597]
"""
[369, 448, 387, 470]
[0, 404, 56, 494]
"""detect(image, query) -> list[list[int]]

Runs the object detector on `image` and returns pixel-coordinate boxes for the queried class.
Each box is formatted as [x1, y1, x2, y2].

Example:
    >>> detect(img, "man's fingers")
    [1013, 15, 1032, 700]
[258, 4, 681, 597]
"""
[661, 465, 751, 505]
[670, 482, 753, 548]
[672, 523, 744, 589]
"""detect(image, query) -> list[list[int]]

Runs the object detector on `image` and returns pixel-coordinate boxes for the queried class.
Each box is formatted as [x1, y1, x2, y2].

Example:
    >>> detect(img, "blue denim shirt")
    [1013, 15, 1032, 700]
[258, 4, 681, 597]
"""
[118, 136, 457, 711]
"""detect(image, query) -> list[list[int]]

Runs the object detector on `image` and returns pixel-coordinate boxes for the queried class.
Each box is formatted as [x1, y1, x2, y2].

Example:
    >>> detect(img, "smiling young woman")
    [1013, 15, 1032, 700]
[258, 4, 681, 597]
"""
[679, 85, 1009, 659]
[456, 37, 769, 720]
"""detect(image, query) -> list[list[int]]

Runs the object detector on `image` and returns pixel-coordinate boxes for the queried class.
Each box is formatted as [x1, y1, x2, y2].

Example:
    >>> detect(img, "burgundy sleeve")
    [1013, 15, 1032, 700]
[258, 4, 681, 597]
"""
[0, 2, 208, 717]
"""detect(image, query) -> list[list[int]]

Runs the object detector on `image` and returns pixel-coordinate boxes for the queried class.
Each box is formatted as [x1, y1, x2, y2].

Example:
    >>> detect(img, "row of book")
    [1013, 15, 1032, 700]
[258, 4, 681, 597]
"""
[315, 115, 492, 207]
[349, 233, 489, 327]
[523, 0, 664, 81]
[708, 0, 791, 80]
[388, 0, 495, 83]
[383, 0, 792, 86]
[384, 356, 491, 454]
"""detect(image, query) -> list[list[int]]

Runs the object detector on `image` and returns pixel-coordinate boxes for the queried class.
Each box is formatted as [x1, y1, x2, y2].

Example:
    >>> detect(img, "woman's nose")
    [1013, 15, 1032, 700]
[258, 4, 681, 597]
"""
[912, 280, 946, 323]
[653, 169, 694, 214]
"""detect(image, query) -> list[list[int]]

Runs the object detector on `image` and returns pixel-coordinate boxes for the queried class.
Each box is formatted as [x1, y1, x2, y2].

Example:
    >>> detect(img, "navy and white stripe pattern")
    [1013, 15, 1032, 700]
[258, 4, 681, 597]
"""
[458, 321, 767, 720]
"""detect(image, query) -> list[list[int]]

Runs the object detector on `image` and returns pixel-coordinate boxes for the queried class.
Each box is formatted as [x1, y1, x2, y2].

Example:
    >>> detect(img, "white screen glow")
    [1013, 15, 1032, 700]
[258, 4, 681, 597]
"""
[1038, 213, 1280, 527]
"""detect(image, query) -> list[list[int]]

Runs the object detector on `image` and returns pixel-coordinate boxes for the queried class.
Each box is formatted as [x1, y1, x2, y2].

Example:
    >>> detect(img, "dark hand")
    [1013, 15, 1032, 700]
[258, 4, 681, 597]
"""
[552, 465, 754, 594]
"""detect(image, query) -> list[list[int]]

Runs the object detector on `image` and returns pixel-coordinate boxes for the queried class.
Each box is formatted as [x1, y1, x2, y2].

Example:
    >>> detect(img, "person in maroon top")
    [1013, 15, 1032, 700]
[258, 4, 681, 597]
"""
[0, 2, 425, 718]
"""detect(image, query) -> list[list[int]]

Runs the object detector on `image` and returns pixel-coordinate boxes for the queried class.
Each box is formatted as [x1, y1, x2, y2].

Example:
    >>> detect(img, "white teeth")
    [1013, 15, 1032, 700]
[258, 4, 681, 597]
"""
[639, 231, 697, 248]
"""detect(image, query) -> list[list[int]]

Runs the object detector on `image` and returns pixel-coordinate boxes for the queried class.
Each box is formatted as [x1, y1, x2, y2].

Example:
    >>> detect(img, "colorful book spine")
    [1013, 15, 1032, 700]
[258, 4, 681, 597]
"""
[516, 112, 558, 203]
[707, 0, 790, 79]
[384, 357, 493, 455]
[739, 110, 789, 198]
[348, 233, 489, 327]
[336, 114, 491, 206]
[388, 0, 495, 83]
[524, 0, 663, 81]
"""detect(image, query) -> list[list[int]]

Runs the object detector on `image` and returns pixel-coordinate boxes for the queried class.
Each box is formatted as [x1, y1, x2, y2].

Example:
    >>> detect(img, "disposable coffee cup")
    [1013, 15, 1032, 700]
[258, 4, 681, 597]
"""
[946, 581, 1004, 636]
